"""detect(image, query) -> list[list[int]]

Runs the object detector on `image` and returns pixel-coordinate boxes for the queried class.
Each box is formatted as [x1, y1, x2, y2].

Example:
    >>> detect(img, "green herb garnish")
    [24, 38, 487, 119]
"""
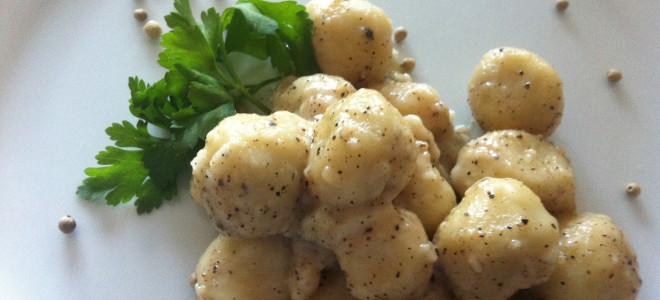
[77, 0, 318, 214]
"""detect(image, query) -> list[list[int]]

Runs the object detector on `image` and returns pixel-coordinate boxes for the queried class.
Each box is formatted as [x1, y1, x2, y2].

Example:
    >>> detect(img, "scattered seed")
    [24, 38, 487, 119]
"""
[626, 182, 641, 197]
[393, 26, 408, 43]
[607, 68, 622, 83]
[401, 57, 416, 72]
[555, 0, 569, 12]
[143, 20, 163, 38]
[133, 8, 148, 21]
[58, 215, 76, 234]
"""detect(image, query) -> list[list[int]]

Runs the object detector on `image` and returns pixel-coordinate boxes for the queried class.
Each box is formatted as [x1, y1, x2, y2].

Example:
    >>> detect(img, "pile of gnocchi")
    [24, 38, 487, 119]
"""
[188, 0, 641, 299]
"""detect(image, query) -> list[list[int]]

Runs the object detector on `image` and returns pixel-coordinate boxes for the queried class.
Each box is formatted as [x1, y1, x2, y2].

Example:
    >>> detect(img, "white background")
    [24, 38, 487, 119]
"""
[1, 0, 658, 299]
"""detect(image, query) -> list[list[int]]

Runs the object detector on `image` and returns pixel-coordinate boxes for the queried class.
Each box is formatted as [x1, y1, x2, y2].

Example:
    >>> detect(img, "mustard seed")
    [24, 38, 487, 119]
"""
[58, 215, 76, 234]
[626, 182, 641, 197]
[393, 26, 408, 43]
[143, 20, 163, 38]
[555, 0, 569, 12]
[401, 57, 416, 72]
[133, 8, 148, 21]
[607, 68, 622, 83]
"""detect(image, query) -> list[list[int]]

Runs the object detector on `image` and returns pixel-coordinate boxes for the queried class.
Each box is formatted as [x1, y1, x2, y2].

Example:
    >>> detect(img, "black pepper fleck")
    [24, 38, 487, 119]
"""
[361, 26, 374, 40]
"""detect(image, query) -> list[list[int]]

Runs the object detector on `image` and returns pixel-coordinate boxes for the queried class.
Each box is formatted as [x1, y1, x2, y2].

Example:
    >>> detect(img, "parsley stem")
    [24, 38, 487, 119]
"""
[216, 38, 271, 114]
[238, 85, 272, 114]
[247, 76, 282, 94]
[211, 63, 232, 87]
[218, 49, 242, 87]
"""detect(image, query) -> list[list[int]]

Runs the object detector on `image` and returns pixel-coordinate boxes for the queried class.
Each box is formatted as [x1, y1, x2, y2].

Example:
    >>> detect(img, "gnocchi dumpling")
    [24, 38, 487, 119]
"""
[450, 130, 576, 214]
[304, 88, 417, 209]
[468, 47, 564, 137]
[301, 89, 436, 299]
[376, 81, 453, 142]
[193, 234, 292, 300]
[434, 177, 559, 300]
[402, 115, 441, 168]
[393, 135, 456, 237]
[301, 199, 437, 299]
[307, 0, 393, 87]
[529, 212, 642, 300]
[190, 111, 312, 237]
[376, 80, 464, 173]
[331, 206, 437, 300]
[272, 74, 357, 120]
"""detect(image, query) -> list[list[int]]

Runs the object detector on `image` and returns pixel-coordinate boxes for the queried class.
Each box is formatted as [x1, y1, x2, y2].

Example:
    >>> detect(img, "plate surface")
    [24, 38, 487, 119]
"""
[1, 0, 658, 299]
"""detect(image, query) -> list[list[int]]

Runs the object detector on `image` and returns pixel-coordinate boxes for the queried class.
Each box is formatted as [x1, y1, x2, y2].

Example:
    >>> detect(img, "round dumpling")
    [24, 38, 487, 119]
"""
[307, 0, 393, 87]
[332, 206, 437, 300]
[434, 177, 559, 300]
[530, 212, 642, 300]
[376, 81, 453, 142]
[393, 137, 456, 237]
[402, 115, 442, 167]
[468, 47, 564, 137]
[190, 111, 312, 237]
[450, 130, 575, 214]
[272, 74, 356, 120]
[376, 81, 466, 174]
[193, 234, 292, 300]
[305, 88, 417, 208]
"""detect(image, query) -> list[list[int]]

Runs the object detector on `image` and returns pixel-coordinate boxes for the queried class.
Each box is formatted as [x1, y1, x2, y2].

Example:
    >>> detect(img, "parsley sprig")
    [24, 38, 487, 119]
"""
[77, 0, 318, 214]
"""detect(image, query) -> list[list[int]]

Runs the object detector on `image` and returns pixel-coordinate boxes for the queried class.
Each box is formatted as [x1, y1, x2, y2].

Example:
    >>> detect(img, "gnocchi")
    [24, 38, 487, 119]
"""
[468, 47, 564, 137]
[529, 212, 642, 299]
[393, 134, 456, 237]
[272, 74, 357, 120]
[375, 80, 464, 173]
[193, 234, 292, 300]
[330, 206, 436, 299]
[434, 177, 559, 300]
[307, 0, 393, 88]
[304, 88, 417, 209]
[300, 89, 436, 298]
[188, 1, 641, 299]
[450, 129, 576, 214]
[190, 111, 312, 237]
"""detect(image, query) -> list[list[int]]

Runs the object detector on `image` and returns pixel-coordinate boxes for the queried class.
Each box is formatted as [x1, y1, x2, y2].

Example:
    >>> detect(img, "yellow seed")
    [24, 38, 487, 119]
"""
[58, 215, 76, 234]
[607, 68, 623, 83]
[401, 57, 416, 72]
[143, 20, 163, 38]
[555, 0, 569, 12]
[626, 182, 641, 197]
[133, 8, 148, 21]
[393, 26, 408, 43]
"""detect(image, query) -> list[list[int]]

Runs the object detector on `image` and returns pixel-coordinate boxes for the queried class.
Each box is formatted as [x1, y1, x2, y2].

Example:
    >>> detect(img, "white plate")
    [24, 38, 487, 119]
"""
[1, 0, 658, 299]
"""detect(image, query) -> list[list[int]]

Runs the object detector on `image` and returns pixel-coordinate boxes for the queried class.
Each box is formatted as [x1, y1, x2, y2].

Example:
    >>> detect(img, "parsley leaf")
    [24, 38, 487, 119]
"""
[243, 0, 318, 75]
[222, 0, 318, 75]
[77, 121, 174, 213]
[78, 0, 318, 214]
